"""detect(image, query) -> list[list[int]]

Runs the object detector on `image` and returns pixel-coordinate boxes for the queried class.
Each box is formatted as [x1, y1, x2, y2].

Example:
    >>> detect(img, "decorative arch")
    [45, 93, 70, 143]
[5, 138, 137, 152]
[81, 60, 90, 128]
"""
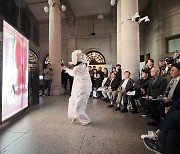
[86, 50, 106, 65]
[29, 50, 38, 69]
[44, 55, 50, 65]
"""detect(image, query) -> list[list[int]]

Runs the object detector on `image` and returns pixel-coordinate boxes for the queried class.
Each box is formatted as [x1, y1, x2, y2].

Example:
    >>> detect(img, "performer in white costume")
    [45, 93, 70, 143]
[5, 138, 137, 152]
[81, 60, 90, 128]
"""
[62, 50, 92, 125]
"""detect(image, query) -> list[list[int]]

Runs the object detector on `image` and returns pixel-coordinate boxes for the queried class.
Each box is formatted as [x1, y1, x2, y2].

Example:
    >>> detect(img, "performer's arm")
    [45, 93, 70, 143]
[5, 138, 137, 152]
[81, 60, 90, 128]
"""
[65, 68, 76, 77]
[61, 66, 76, 77]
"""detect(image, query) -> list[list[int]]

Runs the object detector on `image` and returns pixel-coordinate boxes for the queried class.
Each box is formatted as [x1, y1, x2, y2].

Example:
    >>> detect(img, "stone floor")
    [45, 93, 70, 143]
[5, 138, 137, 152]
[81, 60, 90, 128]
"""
[0, 95, 154, 154]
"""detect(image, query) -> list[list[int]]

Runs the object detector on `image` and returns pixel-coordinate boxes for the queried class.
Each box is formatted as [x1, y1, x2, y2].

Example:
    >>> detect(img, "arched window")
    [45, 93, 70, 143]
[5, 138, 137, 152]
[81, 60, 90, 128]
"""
[44, 55, 50, 65]
[29, 50, 38, 69]
[86, 51, 106, 65]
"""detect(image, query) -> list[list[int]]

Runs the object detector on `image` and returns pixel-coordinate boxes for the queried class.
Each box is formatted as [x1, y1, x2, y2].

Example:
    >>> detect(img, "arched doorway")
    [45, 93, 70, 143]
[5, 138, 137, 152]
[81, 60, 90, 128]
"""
[86, 50, 106, 69]
[29, 50, 38, 70]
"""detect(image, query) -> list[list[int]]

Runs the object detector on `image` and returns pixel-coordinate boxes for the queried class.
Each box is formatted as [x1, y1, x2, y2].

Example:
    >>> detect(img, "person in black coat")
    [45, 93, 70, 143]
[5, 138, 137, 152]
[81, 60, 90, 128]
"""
[101, 73, 112, 101]
[106, 72, 120, 103]
[158, 62, 180, 119]
[143, 110, 180, 154]
[145, 67, 167, 126]
[128, 68, 150, 113]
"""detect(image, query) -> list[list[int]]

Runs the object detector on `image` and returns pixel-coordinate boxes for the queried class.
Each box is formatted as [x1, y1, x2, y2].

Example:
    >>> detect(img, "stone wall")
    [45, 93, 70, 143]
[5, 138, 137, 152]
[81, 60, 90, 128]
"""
[140, 0, 180, 66]
[39, 15, 117, 68]
[0, 0, 40, 56]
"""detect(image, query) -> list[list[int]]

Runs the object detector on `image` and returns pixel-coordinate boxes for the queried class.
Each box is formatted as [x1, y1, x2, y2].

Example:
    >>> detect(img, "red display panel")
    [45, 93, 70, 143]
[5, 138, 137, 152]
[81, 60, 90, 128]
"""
[2, 21, 29, 122]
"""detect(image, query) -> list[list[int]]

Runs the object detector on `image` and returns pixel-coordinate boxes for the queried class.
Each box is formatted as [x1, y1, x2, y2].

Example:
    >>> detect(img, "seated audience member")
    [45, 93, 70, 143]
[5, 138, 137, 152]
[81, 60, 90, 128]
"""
[99, 72, 111, 100]
[119, 71, 135, 112]
[105, 72, 119, 106]
[101, 73, 112, 102]
[158, 62, 180, 119]
[143, 110, 180, 154]
[145, 67, 167, 126]
[128, 69, 149, 113]
[108, 71, 134, 112]
[141, 98, 180, 141]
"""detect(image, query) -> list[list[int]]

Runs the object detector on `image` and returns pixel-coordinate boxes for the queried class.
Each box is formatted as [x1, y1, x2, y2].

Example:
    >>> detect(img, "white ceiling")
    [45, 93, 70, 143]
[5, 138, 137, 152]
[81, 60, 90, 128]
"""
[24, 0, 150, 21]
[67, 0, 111, 17]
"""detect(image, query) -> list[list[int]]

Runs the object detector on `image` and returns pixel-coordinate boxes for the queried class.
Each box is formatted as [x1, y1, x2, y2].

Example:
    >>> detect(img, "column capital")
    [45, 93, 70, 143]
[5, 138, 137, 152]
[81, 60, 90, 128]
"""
[48, 0, 60, 7]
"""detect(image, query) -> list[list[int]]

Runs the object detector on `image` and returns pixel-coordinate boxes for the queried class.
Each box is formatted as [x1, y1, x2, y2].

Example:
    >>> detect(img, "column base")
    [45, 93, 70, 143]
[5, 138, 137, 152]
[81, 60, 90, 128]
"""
[51, 85, 64, 95]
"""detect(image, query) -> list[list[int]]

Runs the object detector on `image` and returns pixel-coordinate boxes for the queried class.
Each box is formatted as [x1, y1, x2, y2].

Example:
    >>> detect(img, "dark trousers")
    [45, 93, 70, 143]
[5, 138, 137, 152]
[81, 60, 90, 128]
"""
[147, 100, 160, 123]
[122, 94, 129, 109]
[128, 95, 138, 111]
[42, 79, 52, 95]
[158, 111, 180, 154]
[158, 102, 173, 121]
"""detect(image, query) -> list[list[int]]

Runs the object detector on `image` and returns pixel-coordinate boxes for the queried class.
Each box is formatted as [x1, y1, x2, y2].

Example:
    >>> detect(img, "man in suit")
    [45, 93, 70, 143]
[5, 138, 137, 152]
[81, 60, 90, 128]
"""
[158, 62, 180, 119]
[101, 72, 112, 102]
[143, 110, 180, 154]
[145, 67, 167, 126]
[109, 71, 134, 112]
[107, 72, 120, 107]
[128, 68, 150, 113]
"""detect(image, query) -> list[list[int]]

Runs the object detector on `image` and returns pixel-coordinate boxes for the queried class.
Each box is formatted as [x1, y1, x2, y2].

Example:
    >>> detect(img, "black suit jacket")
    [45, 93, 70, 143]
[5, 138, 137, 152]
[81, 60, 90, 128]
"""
[119, 78, 135, 91]
[104, 78, 111, 87]
[133, 78, 149, 94]
[110, 78, 120, 91]
[147, 75, 167, 98]
[171, 80, 180, 102]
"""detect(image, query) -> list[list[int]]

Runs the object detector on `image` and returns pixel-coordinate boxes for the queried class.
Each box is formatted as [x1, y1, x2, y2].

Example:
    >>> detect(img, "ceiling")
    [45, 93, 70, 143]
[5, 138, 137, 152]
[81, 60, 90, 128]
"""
[24, 0, 150, 21]
[67, 0, 111, 17]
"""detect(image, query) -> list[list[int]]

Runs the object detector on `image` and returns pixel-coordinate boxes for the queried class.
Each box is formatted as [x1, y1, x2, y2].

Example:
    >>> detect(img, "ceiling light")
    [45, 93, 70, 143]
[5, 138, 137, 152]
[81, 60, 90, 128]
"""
[61, 5, 66, 11]
[98, 14, 104, 19]
[44, 6, 49, 13]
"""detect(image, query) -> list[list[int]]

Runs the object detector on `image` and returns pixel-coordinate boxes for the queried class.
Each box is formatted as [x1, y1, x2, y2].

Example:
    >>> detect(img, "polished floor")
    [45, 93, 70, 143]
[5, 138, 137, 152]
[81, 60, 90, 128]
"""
[0, 95, 154, 154]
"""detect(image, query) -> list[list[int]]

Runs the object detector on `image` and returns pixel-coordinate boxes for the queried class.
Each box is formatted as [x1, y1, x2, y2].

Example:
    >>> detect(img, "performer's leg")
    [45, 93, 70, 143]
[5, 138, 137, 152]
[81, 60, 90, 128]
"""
[74, 93, 90, 125]
[68, 96, 77, 119]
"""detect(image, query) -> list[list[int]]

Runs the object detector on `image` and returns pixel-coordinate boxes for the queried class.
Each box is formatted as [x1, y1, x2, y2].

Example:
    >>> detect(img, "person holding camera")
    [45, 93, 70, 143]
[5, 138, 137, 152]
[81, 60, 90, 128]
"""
[41, 63, 53, 96]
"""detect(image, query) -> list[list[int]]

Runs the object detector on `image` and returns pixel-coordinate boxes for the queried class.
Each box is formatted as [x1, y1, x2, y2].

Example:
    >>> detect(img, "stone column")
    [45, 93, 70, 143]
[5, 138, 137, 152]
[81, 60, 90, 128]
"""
[49, 0, 62, 95]
[120, 0, 140, 80]
[117, 1, 121, 64]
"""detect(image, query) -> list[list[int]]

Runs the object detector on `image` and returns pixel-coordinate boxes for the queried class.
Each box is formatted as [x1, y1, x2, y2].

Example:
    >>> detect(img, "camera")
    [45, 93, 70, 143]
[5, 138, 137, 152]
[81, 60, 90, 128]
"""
[132, 12, 140, 22]
[165, 57, 174, 64]
[138, 16, 150, 24]
[144, 16, 150, 24]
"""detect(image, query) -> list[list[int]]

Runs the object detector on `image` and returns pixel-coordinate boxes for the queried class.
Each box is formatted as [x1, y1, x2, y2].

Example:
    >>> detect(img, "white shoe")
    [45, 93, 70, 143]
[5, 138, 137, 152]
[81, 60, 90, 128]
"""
[141, 131, 158, 140]
[82, 122, 90, 126]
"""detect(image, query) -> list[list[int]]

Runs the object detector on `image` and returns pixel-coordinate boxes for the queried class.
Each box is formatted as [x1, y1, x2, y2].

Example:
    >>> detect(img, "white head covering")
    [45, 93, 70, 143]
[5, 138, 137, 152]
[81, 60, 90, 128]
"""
[69, 50, 88, 65]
